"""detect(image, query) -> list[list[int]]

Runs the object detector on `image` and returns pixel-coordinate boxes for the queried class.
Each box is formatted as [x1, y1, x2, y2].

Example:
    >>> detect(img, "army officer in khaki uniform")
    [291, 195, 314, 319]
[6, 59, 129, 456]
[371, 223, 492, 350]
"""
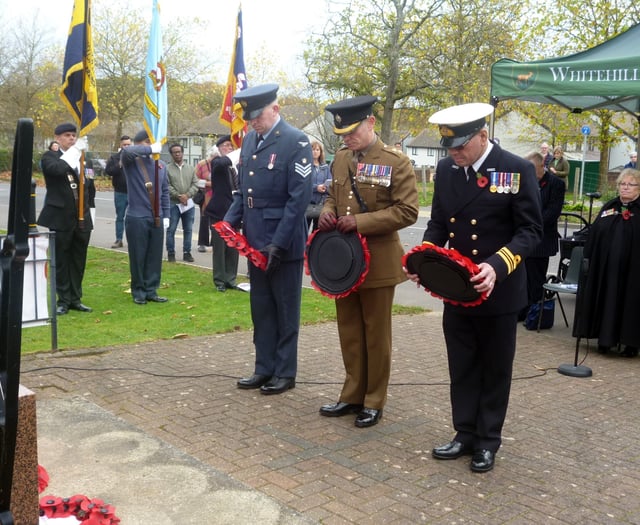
[317, 96, 419, 427]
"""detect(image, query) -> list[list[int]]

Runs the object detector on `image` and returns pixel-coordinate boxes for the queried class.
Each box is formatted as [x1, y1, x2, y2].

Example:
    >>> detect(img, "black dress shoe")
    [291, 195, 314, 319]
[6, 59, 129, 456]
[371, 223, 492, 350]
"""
[133, 298, 147, 305]
[621, 346, 639, 357]
[147, 296, 168, 303]
[260, 376, 295, 395]
[237, 374, 271, 389]
[432, 440, 472, 460]
[56, 305, 69, 315]
[70, 303, 92, 312]
[470, 449, 495, 473]
[319, 402, 363, 417]
[354, 408, 382, 428]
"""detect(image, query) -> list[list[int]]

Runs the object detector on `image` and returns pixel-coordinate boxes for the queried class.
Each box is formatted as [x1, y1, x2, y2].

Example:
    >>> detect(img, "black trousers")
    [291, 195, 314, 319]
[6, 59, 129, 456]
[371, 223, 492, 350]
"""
[53, 226, 91, 307]
[442, 308, 518, 452]
[198, 205, 211, 246]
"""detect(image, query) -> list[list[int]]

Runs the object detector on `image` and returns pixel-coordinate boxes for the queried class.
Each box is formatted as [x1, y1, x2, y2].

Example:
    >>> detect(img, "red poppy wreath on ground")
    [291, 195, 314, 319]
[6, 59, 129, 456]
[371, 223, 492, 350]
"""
[38, 465, 121, 524]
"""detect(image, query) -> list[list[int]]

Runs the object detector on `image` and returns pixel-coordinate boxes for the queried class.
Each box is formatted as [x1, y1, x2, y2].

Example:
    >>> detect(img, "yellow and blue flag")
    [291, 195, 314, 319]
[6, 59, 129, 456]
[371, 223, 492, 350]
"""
[144, 0, 168, 145]
[219, 6, 248, 148]
[60, 0, 99, 135]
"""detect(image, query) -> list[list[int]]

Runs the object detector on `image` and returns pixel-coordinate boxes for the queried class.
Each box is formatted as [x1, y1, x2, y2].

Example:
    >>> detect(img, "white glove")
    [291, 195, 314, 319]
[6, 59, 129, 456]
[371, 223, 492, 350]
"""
[75, 136, 88, 151]
[60, 148, 81, 171]
[163, 217, 170, 230]
[151, 142, 162, 154]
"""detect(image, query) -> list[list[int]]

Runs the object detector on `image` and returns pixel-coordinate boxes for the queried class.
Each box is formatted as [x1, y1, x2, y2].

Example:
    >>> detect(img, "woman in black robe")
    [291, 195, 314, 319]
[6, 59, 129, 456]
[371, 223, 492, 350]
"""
[574, 168, 640, 356]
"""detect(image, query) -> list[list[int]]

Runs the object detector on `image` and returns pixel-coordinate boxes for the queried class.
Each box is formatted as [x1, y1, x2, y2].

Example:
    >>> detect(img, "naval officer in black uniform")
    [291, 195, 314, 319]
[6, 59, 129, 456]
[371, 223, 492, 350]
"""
[224, 84, 313, 395]
[407, 103, 542, 472]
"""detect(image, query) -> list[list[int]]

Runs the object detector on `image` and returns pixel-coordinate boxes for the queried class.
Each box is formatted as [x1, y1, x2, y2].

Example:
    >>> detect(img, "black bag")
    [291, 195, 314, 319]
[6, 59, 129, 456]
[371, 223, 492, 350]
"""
[524, 299, 555, 330]
[305, 203, 322, 219]
[193, 189, 205, 206]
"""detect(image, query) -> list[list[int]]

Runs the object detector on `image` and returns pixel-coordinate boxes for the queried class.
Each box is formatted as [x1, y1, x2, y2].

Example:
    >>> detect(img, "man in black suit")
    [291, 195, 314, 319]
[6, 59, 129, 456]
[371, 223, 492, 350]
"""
[522, 151, 565, 317]
[38, 122, 93, 315]
[407, 103, 542, 472]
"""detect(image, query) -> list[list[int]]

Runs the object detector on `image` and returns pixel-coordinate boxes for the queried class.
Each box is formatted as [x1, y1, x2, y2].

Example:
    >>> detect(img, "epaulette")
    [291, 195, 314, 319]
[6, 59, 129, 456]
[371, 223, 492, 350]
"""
[381, 143, 405, 158]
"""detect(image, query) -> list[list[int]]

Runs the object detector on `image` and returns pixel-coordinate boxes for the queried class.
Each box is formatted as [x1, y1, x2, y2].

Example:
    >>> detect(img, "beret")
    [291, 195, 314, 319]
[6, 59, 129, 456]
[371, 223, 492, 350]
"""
[54, 122, 77, 135]
[216, 135, 231, 147]
[133, 129, 149, 143]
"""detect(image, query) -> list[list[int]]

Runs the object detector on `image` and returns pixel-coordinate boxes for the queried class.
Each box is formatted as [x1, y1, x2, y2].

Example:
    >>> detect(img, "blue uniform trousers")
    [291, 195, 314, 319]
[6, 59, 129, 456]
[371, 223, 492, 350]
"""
[125, 216, 164, 301]
[249, 259, 303, 379]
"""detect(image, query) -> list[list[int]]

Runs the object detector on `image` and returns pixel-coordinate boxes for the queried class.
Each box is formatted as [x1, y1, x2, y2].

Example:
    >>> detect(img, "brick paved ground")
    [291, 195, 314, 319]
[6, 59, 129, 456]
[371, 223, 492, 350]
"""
[24, 312, 640, 524]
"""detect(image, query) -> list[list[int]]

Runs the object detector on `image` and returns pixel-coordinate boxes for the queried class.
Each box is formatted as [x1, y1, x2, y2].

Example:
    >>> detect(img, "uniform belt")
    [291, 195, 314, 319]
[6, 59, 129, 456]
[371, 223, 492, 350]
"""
[67, 173, 79, 203]
[246, 197, 287, 209]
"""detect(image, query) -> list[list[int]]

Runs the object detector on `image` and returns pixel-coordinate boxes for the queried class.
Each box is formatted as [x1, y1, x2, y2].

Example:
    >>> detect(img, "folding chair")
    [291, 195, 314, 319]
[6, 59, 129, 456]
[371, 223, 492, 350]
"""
[538, 246, 583, 330]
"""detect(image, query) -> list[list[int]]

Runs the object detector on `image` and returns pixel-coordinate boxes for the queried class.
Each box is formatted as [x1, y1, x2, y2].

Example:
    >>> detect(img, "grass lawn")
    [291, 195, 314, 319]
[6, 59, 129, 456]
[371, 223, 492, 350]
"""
[21, 247, 424, 353]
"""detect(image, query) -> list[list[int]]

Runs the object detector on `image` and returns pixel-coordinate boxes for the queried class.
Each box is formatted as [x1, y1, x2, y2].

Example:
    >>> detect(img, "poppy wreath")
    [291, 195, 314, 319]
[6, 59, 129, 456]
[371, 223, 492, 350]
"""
[38, 465, 121, 524]
[402, 243, 488, 307]
[213, 221, 268, 270]
[304, 229, 371, 299]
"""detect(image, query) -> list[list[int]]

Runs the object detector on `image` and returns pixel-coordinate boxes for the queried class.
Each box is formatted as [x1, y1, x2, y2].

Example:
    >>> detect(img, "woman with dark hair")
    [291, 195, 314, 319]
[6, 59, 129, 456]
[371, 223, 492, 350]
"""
[306, 141, 331, 231]
[574, 168, 640, 357]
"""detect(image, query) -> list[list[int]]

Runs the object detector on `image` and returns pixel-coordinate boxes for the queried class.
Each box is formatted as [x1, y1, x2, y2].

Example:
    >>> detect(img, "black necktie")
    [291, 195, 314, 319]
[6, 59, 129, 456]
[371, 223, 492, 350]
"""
[466, 166, 475, 182]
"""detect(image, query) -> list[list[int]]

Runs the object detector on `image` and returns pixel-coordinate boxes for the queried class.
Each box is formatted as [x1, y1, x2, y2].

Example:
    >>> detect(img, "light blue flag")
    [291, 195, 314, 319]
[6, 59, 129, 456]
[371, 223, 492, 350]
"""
[143, 0, 167, 145]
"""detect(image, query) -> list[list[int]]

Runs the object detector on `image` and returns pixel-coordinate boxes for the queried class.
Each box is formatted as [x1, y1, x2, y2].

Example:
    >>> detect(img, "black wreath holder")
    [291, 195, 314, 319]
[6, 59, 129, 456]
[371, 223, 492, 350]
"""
[402, 243, 488, 307]
[213, 221, 267, 271]
[304, 229, 370, 299]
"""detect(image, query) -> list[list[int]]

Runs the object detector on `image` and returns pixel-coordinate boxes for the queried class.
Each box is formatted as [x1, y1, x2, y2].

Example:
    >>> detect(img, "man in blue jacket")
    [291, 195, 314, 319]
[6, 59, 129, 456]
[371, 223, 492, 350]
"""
[120, 130, 171, 305]
[224, 83, 312, 395]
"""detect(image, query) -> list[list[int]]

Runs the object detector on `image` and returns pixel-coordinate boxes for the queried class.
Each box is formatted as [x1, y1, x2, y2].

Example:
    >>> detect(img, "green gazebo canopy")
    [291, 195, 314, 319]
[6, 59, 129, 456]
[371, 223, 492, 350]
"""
[490, 23, 640, 118]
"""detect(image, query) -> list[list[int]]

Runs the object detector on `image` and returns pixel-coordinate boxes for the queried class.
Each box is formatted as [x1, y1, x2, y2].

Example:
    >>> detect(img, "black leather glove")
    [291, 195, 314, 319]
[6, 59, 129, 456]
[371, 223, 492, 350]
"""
[261, 244, 283, 276]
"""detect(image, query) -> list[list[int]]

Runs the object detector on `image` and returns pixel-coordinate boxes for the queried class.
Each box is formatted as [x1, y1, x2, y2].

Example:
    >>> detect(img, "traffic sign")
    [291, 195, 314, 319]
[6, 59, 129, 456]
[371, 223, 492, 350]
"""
[581, 125, 591, 136]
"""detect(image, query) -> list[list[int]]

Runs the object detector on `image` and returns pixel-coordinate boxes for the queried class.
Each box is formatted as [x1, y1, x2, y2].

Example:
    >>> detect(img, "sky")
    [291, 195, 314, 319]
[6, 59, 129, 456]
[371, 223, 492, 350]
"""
[1, 0, 328, 84]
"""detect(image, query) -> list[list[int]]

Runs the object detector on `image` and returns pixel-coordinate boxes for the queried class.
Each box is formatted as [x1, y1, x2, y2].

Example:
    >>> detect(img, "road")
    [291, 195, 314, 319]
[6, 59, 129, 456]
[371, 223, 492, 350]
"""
[0, 184, 443, 310]
[2, 183, 575, 314]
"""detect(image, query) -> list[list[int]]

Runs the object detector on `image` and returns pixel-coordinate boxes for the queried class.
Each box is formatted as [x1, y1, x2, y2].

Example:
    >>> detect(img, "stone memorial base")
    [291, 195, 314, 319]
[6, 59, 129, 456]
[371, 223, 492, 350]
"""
[9, 385, 39, 525]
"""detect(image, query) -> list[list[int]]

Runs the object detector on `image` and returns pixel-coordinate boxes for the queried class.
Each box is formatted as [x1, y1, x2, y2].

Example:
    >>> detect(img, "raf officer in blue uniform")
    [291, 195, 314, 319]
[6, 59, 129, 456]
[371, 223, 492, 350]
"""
[406, 103, 542, 473]
[224, 83, 313, 395]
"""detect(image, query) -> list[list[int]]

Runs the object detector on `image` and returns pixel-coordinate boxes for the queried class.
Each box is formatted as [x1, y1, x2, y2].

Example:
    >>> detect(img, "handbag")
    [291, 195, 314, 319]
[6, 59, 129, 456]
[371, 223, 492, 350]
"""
[305, 202, 322, 219]
[193, 189, 205, 206]
[524, 299, 555, 330]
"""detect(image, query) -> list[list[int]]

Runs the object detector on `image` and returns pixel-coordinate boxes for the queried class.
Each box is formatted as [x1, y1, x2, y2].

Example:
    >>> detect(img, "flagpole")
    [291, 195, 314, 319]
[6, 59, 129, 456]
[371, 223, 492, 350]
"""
[154, 159, 160, 227]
